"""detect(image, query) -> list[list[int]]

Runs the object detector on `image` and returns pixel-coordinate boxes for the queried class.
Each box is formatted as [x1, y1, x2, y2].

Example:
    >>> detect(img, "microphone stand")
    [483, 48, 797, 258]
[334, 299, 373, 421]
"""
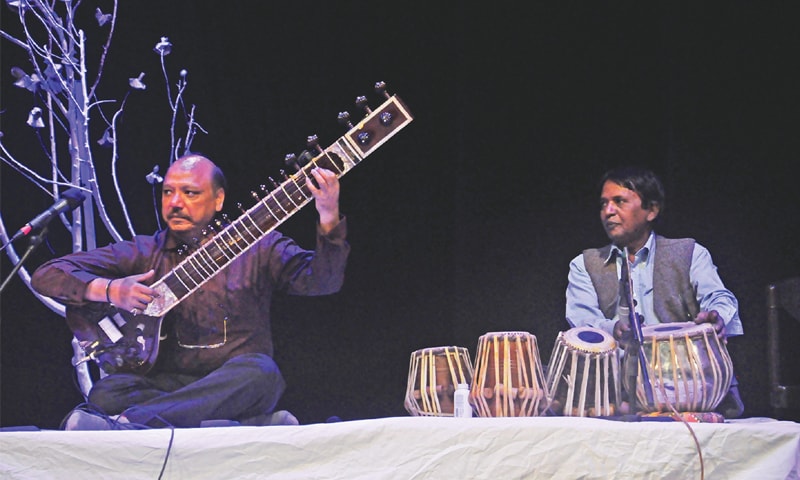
[621, 249, 655, 413]
[0, 231, 21, 253]
[0, 225, 49, 296]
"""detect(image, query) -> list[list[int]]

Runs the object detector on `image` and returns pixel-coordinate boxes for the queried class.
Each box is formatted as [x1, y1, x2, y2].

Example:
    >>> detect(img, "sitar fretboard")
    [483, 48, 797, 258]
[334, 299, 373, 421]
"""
[143, 93, 412, 317]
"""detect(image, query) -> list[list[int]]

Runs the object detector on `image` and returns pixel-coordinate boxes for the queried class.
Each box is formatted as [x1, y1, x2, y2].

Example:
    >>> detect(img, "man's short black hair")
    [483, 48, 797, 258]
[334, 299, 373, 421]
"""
[599, 166, 665, 213]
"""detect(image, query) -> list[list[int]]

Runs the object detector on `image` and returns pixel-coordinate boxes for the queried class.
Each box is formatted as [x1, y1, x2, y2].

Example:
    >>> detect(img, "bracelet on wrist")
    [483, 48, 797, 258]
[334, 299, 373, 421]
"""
[105, 278, 115, 305]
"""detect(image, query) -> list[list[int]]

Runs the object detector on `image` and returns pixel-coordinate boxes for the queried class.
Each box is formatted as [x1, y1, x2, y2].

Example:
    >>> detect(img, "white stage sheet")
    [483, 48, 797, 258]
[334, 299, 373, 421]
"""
[1, 416, 799, 479]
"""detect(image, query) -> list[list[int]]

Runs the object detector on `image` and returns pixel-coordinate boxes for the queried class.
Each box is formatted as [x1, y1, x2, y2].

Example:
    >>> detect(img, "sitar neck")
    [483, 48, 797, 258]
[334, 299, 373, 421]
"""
[143, 92, 413, 317]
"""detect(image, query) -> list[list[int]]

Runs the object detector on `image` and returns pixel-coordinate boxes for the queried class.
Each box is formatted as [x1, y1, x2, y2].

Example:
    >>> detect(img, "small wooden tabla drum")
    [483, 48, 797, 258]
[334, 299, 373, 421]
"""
[470, 331, 548, 417]
[404, 346, 474, 416]
[546, 327, 621, 417]
[624, 321, 734, 413]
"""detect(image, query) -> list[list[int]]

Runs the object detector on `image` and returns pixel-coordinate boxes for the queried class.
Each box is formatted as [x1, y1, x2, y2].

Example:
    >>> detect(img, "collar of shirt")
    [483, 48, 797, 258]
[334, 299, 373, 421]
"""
[159, 228, 193, 253]
[605, 231, 656, 271]
[607, 232, 659, 324]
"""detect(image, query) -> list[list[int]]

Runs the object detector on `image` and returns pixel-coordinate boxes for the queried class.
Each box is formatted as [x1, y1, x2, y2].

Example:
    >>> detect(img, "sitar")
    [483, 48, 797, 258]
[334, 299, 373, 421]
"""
[66, 83, 413, 375]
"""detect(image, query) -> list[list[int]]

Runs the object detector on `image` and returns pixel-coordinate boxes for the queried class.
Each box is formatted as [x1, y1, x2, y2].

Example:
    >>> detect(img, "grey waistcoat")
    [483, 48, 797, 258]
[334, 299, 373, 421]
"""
[582, 235, 699, 324]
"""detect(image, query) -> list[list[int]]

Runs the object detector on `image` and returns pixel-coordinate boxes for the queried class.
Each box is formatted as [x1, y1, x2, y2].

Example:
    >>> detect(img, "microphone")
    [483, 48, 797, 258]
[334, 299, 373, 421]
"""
[618, 247, 655, 409]
[10, 188, 87, 241]
[617, 251, 633, 335]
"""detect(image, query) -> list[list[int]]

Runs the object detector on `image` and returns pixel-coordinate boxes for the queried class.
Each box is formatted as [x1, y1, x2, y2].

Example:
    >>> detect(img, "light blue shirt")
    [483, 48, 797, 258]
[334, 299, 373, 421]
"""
[566, 232, 743, 337]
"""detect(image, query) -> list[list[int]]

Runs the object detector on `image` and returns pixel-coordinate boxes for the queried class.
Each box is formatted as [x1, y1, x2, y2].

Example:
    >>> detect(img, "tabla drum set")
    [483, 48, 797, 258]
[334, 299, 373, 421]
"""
[404, 322, 734, 419]
[626, 322, 733, 414]
[404, 332, 548, 418]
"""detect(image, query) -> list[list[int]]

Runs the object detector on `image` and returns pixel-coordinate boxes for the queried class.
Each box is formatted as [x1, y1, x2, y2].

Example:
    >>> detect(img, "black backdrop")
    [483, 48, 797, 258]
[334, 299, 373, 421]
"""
[2, 2, 798, 428]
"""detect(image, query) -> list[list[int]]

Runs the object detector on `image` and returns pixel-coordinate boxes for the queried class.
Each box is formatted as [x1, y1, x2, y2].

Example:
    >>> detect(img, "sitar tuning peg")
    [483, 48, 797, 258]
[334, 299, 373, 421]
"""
[374, 81, 390, 99]
[285, 153, 299, 171]
[297, 150, 314, 167]
[355, 96, 372, 114]
[307, 134, 324, 154]
[338, 111, 354, 129]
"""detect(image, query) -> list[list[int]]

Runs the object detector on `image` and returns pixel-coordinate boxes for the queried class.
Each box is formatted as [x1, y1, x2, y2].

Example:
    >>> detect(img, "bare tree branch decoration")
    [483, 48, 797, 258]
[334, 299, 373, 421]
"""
[1, 0, 206, 396]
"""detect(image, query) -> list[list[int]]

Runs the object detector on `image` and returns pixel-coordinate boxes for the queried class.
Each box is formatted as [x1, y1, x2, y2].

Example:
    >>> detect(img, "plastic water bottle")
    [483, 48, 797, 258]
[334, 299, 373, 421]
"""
[454, 383, 472, 418]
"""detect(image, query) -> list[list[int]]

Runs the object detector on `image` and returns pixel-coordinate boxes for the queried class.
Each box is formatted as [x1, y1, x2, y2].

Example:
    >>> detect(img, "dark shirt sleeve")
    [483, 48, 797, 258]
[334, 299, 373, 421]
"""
[268, 216, 350, 296]
[30, 236, 157, 306]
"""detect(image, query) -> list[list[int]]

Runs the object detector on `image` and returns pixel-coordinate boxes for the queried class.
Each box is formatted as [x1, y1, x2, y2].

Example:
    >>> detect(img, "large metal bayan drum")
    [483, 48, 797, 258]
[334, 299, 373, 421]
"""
[470, 331, 548, 417]
[404, 346, 474, 416]
[624, 321, 734, 413]
[546, 326, 621, 417]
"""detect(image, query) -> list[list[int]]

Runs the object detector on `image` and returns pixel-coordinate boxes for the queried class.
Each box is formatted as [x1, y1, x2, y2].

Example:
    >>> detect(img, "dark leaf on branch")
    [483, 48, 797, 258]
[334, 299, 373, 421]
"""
[26, 107, 45, 129]
[10, 66, 40, 92]
[154, 37, 172, 56]
[95, 7, 112, 26]
[146, 165, 164, 185]
[97, 129, 114, 148]
[129, 72, 146, 90]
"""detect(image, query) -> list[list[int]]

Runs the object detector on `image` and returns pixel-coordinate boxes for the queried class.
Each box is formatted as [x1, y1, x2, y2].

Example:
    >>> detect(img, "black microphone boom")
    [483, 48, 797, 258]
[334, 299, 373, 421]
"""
[10, 187, 87, 241]
[620, 247, 655, 410]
